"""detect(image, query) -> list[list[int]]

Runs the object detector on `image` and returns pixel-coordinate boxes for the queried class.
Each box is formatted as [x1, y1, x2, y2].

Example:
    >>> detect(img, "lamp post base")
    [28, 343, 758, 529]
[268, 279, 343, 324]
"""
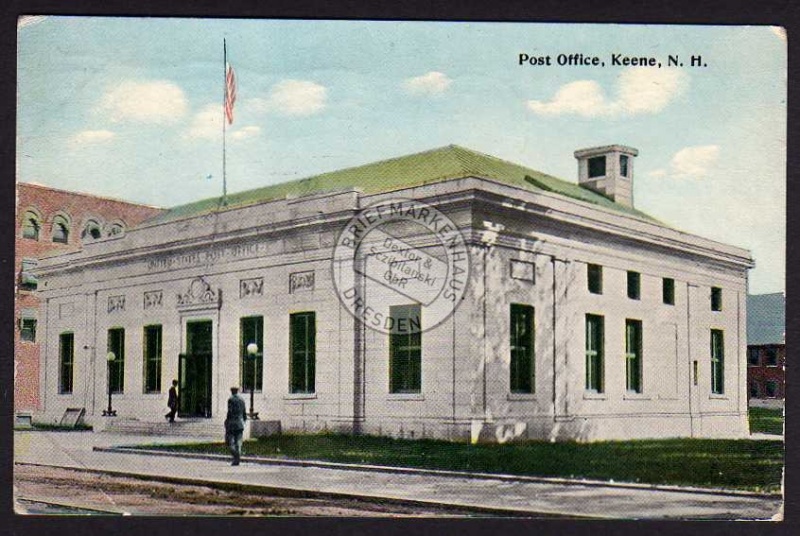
[247, 412, 260, 420]
[102, 409, 117, 417]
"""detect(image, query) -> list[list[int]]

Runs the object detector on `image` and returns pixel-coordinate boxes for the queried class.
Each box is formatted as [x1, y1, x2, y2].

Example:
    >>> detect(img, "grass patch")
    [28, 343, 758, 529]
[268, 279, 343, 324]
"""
[749, 407, 784, 435]
[16, 422, 93, 432]
[151, 434, 783, 493]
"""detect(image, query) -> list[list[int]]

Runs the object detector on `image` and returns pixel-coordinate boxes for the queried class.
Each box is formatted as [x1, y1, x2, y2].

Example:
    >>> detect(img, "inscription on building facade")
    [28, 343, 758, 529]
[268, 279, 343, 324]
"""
[146, 242, 266, 272]
[143, 290, 163, 310]
[240, 277, 264, 298]
[108, 295, 126, 314]
[289, 271, 315, 294]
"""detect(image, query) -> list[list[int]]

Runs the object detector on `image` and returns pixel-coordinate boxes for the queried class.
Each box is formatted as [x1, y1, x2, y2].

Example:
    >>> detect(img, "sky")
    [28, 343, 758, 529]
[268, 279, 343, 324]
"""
[16, 17, 786, 294]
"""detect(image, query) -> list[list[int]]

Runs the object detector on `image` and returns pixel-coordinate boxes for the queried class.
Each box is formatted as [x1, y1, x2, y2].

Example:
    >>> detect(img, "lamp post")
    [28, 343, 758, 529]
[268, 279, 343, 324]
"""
[246, 342, 260, 420]
[102, 351, 117, 417]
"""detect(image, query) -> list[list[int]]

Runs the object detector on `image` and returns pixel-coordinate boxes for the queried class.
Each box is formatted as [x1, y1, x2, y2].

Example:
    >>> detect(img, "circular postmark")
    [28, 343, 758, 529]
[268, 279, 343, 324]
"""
[332, 197, 470, 335]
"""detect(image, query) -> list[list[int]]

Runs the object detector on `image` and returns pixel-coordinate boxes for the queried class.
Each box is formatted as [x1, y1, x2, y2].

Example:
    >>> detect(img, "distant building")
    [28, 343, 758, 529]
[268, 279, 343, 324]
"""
[747, 293, 785, 406]
[35, 145, 754, 441]
[15, 183, 163, 413]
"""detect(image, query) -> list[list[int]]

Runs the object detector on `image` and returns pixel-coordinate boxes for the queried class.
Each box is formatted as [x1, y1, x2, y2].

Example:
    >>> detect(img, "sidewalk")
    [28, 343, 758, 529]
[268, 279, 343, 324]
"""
[13, 430, 783, 520]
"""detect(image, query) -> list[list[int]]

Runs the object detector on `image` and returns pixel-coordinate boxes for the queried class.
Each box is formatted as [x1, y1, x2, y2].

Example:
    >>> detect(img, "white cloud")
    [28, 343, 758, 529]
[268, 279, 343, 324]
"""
[185, 104, 221, 140]
[99, 80, 188, 124]
[185, 104, 261, 141]
[403, 71, 452, 96]
[526, 80, 607, 117]
[648, 145, 720, 180]
[616, 68, 688, 115]
[527, 68, 688, 117]
[69, 129, 115, 148]
[249, 80, 328, 116]
[230, 125, 262, 140]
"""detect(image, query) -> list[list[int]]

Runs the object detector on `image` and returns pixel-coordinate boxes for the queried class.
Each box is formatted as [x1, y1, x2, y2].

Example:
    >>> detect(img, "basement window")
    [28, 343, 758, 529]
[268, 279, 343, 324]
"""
[765, 380, 778, 398]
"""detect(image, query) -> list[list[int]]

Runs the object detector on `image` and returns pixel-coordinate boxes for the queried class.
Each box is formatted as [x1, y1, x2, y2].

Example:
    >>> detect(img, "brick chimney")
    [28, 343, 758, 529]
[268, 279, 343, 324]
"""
[574, 145, 638, 207]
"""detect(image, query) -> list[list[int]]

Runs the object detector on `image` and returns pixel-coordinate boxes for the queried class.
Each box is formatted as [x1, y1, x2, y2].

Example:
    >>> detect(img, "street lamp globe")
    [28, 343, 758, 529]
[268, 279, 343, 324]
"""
[245, 342, 260, 420]
[103, 351, 117, 417]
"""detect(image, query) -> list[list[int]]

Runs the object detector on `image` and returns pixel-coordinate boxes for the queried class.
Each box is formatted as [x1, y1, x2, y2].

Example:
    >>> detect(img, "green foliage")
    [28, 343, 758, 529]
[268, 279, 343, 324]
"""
[154, 433, 783, 492]
[19, 422, 94, 431]
[749, 407, 784, 436]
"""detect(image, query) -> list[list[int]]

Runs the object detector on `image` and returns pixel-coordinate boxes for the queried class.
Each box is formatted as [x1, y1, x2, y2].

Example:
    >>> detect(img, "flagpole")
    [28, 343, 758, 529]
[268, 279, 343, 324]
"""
[222, 38, 228, 206]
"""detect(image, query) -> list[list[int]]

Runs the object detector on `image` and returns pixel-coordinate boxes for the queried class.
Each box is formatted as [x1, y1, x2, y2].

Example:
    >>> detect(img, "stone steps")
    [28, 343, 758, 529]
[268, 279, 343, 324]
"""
[101, 417, 221, 437]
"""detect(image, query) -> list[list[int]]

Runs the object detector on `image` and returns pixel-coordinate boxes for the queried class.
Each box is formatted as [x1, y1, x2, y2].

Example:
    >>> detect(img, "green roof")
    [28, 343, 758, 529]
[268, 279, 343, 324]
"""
[146, 145, 656, 225]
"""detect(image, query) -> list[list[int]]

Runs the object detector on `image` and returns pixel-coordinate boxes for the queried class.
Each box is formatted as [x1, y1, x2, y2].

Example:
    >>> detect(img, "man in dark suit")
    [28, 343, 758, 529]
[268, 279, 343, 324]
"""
[165, 379, 178, 423]
[224, 386, 247, 465]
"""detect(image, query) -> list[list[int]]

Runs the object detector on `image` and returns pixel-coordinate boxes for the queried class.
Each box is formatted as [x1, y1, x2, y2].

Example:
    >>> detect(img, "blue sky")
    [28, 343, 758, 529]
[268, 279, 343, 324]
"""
[17, 17, 785, 293]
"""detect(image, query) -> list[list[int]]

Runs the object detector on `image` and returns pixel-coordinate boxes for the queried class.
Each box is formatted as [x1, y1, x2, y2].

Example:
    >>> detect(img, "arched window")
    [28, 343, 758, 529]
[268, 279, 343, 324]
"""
[82, 220, 102, 241]
[52, 215, 70, 244]
[22, 211, 40, 240]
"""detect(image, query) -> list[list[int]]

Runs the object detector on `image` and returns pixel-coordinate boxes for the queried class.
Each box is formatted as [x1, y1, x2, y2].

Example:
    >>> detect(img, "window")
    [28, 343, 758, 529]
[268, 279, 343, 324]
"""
[749, 381, 760, 398]
[625, 320, 643, 393]
[627, 271, 641, 300]
[747, 347, 760, 366]
[587, 264, 603, 295]
[662, 278, 675, 305]
[764, 347, 779, 367]
[82, 220, 102, 241]
[107, 328, 125, 394]
[711, 287, 722, 311]
[389, 304, 422, 394]
[22, 211, 40, 240]
[19, 258, 38, 291]
[765, 380, 779, 398]
[585, 314, 604, 392]
[108, 223, 124, 236]
[289, 312, 315, 394]
[620, 154, 630, 177]
[510, 304, 535, 393]
[20, 317, 37, 342]
[143, 325, 162, 393]
[240, 316, 264, 393]
[59, 332, 74, 394]
[588, 156, 606, 178]
[710, 329, 724, 394]
[52, 215, 69, 244]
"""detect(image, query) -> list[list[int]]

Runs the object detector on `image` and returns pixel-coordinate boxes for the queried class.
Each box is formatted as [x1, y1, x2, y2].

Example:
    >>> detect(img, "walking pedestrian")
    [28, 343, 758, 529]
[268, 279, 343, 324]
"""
[165, 379, 179, 423]
[224, 386, 247, 465]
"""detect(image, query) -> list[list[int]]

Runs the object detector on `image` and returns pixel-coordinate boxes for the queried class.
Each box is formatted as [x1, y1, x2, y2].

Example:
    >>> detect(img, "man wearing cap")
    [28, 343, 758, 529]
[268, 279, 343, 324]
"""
[224, 386, 247, 466]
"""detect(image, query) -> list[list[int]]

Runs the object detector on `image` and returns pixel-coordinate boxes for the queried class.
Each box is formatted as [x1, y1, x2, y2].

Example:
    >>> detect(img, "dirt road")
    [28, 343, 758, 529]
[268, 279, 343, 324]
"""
[14, 463, 499, 517]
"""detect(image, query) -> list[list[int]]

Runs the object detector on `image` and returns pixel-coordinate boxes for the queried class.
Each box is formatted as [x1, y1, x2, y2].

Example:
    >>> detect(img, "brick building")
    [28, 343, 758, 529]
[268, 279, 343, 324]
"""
[15, 183, 163, 413]
[747, 292, 785, 405]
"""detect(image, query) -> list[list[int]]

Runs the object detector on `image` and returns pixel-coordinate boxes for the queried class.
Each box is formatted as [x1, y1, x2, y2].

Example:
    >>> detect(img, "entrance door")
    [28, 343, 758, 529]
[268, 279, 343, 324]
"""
[179, 320, 213, 418]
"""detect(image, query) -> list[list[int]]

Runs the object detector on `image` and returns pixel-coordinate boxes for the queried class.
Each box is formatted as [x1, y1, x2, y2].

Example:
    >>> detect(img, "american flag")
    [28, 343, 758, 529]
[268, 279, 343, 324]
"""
[225, 62, 237, 124]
